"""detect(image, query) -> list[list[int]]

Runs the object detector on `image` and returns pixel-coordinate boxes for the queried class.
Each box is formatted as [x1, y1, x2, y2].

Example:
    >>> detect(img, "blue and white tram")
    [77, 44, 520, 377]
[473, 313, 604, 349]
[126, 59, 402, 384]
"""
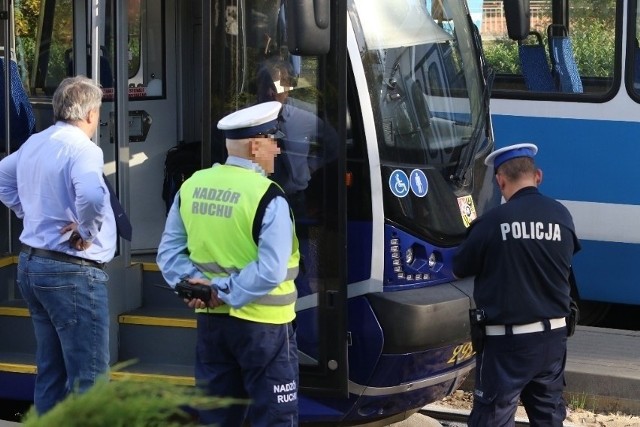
[0, 0, 497, 424]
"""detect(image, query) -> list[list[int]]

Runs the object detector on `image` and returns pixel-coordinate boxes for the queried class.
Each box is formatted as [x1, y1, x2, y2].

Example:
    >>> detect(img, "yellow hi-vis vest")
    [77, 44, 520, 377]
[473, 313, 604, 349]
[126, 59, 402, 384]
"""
[179, 164, 300, 324]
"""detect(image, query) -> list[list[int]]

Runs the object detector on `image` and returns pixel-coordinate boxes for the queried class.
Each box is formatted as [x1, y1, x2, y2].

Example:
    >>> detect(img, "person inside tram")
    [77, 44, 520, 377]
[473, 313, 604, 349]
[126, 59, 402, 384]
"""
[256, 59, 338, 217]
[255, 58, 339, 297]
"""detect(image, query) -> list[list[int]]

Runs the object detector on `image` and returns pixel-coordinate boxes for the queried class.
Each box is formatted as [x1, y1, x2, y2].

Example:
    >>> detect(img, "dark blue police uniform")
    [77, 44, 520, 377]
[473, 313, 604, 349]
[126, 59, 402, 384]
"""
[453, 143, 581, 427]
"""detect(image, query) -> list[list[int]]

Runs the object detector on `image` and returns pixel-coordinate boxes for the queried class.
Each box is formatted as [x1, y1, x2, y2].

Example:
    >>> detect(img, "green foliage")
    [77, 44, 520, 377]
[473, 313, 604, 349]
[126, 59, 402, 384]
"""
[483, 38, 521, 75]
[571, 17, 615, 78]
[570, 0, 616, 20]
[21, 373, 247, 427]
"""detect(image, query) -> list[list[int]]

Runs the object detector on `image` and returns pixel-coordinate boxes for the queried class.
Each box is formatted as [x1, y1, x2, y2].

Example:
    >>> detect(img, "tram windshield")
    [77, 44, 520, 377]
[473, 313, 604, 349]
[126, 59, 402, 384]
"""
[349, 0, 490, 244]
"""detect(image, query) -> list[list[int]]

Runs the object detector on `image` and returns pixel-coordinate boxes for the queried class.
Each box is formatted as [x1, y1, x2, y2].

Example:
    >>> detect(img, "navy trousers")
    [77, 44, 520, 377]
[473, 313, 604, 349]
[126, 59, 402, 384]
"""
[195, 314, 299, 427]
[469, 327, 567, 427]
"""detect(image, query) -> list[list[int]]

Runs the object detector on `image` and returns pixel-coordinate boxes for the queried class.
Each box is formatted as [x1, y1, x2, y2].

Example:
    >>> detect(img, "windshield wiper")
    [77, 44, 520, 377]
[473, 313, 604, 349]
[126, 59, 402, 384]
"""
[450, 66, 494, 186]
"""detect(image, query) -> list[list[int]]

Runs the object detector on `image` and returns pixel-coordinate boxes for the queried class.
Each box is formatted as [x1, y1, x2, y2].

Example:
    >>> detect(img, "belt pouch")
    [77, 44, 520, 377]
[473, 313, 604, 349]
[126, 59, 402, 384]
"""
[469, 308, 486, 353]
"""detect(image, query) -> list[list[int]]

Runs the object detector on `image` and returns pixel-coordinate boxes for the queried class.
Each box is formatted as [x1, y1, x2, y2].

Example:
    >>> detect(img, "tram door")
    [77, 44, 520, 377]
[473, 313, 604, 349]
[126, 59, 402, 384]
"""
[96, 0, 180, 253]
[23, 0, 179, 253]
[203, 0, 349, 395]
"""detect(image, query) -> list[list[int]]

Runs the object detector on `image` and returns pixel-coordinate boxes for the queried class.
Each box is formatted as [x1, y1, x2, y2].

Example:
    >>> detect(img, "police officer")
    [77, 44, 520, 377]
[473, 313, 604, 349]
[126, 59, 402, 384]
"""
[453, 143, 581, 426]
[157, 101, 300, 427]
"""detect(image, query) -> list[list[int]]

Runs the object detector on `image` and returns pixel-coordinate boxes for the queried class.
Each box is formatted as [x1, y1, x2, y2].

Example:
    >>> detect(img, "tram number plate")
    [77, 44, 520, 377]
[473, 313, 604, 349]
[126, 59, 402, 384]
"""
[447, 341, 474, 364]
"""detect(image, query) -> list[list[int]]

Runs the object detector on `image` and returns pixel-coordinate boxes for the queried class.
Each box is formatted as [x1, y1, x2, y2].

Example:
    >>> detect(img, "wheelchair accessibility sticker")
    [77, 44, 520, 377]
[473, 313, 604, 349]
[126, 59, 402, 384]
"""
[409, 169, 428, 197]
[389, 170, 410, 197]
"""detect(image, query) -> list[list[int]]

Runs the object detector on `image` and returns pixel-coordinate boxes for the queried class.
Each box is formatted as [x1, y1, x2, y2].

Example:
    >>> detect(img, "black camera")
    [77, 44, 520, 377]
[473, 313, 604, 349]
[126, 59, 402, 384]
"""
[175, 280, 212, 303]
[470, 308, 486, 324]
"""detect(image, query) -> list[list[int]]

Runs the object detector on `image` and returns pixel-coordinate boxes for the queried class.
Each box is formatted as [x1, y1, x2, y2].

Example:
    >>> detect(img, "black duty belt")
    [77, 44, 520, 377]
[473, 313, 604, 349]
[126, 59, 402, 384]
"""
[21, 244, 106, 270]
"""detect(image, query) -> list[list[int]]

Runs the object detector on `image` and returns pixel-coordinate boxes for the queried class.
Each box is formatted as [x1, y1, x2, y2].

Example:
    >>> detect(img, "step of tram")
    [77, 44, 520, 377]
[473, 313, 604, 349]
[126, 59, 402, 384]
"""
[5, 257, 640, 417]
[139, 261, 185, 308]
[0, 303, 34, 355]
[118, 306, 196, 367]
[0, 256, 17, 300]
[0, 256, 196, 384]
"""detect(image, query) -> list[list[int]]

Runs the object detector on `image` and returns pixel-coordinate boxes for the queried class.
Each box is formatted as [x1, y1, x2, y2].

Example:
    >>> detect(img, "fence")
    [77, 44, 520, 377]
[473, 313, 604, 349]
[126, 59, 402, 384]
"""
[481, 1, 549, 38]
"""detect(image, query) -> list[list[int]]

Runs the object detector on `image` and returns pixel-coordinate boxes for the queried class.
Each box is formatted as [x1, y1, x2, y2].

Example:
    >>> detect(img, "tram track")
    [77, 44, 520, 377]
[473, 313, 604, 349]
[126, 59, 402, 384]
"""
[418, 407, 532, 427]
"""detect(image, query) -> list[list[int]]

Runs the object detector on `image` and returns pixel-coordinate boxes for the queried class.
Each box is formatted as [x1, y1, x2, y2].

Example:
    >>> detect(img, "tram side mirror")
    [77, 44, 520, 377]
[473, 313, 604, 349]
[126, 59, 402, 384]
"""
[502, 0, 530, 41]
[286, 0, 330, 55]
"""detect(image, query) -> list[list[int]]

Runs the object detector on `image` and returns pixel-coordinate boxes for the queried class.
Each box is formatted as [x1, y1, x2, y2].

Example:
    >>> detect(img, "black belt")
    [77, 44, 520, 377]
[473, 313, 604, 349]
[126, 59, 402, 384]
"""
[21, 244, 105, 270]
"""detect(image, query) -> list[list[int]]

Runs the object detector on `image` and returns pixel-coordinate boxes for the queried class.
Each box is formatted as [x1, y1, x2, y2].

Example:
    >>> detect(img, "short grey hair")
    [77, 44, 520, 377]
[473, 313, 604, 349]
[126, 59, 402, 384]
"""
[52, 76, 103, 122]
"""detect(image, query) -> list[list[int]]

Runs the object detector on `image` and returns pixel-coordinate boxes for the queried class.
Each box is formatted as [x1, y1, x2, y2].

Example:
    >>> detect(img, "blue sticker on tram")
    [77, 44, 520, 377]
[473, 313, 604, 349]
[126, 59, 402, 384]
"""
[389, 170, 410, 198]
[410, 169, 428, 197]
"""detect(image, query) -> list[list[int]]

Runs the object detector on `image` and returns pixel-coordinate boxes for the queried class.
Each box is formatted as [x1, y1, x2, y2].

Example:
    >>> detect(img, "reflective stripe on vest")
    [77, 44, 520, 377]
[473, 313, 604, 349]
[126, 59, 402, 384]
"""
[256, 289, 298, 306]
[194, 261, 299, 306]
[194, 261, 299, 282]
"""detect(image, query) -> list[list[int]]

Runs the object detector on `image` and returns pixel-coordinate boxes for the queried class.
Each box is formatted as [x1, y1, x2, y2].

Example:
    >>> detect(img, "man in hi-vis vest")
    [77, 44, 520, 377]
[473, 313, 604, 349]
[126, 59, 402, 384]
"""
[157, 101, 301, 427]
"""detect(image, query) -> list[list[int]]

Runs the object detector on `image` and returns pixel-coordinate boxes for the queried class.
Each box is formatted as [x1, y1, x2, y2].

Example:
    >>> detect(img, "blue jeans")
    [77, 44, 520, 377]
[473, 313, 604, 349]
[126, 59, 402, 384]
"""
[17, 252, 110, 414]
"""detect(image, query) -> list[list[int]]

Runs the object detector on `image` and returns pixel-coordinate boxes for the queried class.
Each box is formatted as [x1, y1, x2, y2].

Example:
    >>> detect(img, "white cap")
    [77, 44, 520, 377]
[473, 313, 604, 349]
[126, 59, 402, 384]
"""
[217, 101, 283, 139]
[484, 143, 538, 170]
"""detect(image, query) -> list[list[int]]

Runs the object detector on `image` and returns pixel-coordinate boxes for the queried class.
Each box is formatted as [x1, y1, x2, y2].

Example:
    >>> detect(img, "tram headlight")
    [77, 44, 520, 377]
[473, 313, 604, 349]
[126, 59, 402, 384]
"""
[389, 237, 401, 260]
[428, 252, 437, 269]
[405, 247, 414, 265]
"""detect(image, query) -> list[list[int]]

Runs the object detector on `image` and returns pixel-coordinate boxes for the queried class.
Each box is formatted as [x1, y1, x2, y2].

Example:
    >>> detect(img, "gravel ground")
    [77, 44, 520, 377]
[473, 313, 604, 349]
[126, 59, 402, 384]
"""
[430, 390, 640, 426]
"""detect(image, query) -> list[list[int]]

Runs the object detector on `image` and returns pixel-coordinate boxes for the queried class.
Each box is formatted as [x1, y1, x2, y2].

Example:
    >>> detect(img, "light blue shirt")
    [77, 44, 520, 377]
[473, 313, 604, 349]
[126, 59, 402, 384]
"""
[156, 156, 294, 309]
[0, 122, 117, 262]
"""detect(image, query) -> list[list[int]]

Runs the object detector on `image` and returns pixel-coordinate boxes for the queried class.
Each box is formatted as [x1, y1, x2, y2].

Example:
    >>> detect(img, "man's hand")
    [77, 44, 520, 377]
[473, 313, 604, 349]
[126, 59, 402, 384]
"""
[184, 277, 224, 309]
[61, 223, 92, 251]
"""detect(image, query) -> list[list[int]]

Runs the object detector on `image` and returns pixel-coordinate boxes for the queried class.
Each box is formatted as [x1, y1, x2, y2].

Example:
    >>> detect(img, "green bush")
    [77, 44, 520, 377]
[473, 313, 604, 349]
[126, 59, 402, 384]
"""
[571, 17, 615, 77]
[21, 373, 246, 427]
[484, 38, 521, 75]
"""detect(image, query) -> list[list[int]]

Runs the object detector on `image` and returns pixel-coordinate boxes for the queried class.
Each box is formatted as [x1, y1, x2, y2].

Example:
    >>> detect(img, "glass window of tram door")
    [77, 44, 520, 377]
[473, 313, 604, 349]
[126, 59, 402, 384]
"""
[207, 0, 348, 391]
[17, 0, 164, 103]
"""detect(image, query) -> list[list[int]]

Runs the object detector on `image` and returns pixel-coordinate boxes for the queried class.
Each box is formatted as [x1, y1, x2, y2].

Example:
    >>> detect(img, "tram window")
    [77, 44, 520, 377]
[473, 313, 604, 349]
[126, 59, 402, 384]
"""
[128, 4, 142, 80]
[428, 62, 443, 97]
[480, 0, 617, 97]
[17, 0, 164, 99]
[209, 0, 344, 301]
[121, 0, 165, 99]
[26, 0, 75, 95]
[103, 0, 165, 100]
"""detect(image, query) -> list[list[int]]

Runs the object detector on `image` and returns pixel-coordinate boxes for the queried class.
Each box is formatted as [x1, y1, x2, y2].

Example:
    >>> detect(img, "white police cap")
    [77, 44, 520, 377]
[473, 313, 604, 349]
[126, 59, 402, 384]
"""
[217, 101, 283, 139]
[484, 143, 538, 170]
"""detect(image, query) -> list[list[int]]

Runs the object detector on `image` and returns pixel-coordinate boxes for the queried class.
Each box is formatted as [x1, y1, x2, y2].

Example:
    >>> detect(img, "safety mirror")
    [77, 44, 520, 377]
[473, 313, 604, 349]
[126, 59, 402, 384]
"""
[503, 0, 531, 41]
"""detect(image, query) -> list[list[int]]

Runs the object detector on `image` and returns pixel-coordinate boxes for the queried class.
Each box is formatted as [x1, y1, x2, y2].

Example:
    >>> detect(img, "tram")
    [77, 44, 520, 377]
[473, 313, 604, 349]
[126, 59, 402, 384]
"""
[478, 0, 639, 324]
[0, 0, 497, 424]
